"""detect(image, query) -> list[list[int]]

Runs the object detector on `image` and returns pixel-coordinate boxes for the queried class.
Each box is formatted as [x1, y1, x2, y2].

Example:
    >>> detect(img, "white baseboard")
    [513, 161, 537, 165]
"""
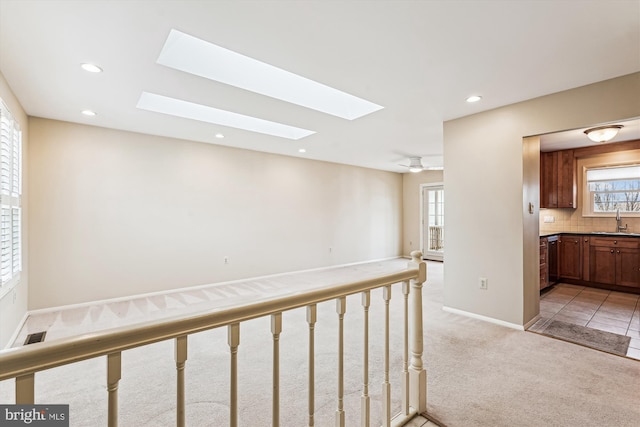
[442, 306, 525, 331]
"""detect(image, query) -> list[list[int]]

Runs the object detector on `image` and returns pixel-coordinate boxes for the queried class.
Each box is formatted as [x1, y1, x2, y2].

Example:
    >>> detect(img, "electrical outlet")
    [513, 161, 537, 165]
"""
[224, 256, 229, 264]
[329, 247, 332, 253]
[479, 277, 488, 290]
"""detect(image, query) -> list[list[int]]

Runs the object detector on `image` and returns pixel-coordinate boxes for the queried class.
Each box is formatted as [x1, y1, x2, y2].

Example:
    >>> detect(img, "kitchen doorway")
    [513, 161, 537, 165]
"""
[421, 184, 444, 261]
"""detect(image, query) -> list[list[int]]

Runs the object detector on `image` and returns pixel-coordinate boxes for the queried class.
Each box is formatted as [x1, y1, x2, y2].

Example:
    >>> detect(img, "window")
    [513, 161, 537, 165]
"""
[585, 165, 640, 215]
[0, 99, 21, 289]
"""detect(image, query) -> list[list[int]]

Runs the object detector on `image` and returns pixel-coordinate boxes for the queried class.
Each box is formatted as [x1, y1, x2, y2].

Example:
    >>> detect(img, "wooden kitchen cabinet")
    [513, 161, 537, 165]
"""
[540, 152, 558, 208]
[589, 246, 617, 285]
[540, 237, 549, 290]
[589, 236, 640, 288]
[540, 150, 576, 209]
[548, 235, 558, 284]
[558, 235, 581, 280]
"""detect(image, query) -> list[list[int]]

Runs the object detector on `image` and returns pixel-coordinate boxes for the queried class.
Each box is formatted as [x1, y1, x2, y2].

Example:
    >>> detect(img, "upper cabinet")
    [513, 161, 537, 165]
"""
[540, 149, 576, 209]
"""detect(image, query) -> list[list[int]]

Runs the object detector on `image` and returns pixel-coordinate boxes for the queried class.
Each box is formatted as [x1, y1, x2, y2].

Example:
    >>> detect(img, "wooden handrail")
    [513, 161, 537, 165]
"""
[0, 266, 421, 381]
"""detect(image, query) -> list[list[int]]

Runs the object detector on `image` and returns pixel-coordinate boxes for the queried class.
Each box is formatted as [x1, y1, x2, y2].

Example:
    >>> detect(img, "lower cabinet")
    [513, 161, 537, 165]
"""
[540, 237, 548, 290]
[549, 234, 640, 292]
[589, 236, 640, 288]
[558, 236, 582, 280]
[548, 235, 558, 284]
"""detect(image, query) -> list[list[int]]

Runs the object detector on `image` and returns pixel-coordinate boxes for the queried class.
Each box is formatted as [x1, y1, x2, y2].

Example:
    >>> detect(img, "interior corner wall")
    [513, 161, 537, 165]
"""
[0, 71, 29, 348]
[443, 72, 640, 327]
[28, 118, 403, 309]
[402, 170, 444, 256]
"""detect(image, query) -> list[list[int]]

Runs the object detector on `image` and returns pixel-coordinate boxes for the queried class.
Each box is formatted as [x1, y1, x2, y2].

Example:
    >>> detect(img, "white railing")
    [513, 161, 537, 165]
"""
[0, 252, 427, 427]
[428, 226, 444, 251]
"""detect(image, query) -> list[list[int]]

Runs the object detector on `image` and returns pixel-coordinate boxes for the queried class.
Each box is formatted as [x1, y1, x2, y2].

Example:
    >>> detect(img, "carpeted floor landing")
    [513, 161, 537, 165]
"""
[1, 260, 639, 426]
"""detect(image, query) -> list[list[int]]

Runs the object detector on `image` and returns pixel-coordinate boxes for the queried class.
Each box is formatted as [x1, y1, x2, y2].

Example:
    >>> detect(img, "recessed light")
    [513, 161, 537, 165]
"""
[81, 63, 103, 73]
[215, 133, 224, 139]
[81, 110, 96, 116]
[466, 95, 482, 103]
[298, 148, 306, 153]
[157, 29, 383, 120]
[136, 92, 315, 140]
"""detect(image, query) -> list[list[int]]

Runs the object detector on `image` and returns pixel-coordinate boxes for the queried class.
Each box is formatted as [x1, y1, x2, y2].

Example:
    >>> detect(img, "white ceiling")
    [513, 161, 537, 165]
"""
[0, 0, 639, 172]
[540, 118, 640, 152]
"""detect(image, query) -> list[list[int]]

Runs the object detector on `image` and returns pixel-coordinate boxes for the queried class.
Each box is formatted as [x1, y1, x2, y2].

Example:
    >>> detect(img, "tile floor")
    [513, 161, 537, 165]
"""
[529, 283, 640, 360]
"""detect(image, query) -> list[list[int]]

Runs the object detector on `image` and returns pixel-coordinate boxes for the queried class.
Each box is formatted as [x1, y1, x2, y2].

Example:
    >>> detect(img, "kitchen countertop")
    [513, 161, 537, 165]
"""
[540, 231, 640, 238]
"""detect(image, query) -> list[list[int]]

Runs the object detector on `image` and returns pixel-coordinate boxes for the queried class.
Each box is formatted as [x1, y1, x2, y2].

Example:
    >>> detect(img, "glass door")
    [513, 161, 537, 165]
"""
[422, 185, 444, 261]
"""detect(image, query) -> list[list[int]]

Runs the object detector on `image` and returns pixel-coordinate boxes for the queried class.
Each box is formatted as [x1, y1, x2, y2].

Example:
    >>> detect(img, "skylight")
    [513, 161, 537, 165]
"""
[156, 29, 383, 120]
[136, 92, 315, 140]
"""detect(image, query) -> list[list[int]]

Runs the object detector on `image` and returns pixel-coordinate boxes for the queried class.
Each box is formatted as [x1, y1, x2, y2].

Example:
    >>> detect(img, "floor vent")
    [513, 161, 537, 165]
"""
[24, 331, 47, 345]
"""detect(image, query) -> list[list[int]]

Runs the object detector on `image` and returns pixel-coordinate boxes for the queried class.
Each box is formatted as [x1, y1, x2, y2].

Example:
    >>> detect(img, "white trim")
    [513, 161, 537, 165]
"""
[390, 408, 418, 427]
[26, 256, 404, 317]
[580, 154, 640, 218]
[419, 182, 444, 261]
[4, 310, 28, 350]
[442, 306, 525, 330]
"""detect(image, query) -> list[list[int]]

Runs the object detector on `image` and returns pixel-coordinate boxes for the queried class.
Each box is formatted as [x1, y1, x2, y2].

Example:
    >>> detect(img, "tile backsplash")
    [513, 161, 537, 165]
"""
[539, 208, 640, 234]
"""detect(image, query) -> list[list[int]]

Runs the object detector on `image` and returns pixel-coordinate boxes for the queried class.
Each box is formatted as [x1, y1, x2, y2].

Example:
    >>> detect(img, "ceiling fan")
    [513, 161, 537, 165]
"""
[399, 157, 443, 173]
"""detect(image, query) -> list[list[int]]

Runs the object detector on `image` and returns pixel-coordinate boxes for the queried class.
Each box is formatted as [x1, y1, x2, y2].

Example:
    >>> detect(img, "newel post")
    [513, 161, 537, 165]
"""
[408, 250, 427, 413]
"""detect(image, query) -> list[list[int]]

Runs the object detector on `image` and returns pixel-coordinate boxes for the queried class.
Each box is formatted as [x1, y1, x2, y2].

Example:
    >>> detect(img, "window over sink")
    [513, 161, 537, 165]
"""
[584, 164, 640, 216]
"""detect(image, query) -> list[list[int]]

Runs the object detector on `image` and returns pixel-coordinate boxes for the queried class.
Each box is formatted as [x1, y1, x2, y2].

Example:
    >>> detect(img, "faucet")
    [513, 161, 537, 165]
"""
[616, 208, 628, 233]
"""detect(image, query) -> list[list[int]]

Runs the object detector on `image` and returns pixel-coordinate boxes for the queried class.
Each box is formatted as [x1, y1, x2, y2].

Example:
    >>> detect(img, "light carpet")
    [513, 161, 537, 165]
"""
[1, 261, 639, 426]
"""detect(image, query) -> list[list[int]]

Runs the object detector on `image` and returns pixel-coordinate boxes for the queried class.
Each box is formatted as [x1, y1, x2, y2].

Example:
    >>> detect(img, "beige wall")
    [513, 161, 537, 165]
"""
[443, 72, 640, 327]
[28, 118, 403, 309]
[0, 72, 29, 348]
[402, 170, 444, 256]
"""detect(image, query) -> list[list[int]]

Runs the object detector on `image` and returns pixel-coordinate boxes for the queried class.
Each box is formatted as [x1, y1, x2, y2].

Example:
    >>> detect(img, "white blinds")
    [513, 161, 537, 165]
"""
[0, 100, 21, 287]
[586, 165, 640, 183]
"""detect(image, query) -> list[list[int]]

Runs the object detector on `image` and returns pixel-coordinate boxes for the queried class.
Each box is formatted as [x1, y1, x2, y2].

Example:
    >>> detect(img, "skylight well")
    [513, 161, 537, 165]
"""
[136, 92, 315, 140]
[157, 29, 383, 120]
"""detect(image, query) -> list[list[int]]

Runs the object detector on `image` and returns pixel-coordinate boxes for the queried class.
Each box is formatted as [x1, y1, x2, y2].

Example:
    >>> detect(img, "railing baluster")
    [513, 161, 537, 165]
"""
[382, 286, 391, 427]
[107, 352, 122, 427]
[175, 335, 188, 427]
[335, 296, 346, 427]
[228, 323, 240, 427]
[402, 281, 410, 415]
[272, 313, 282, 427]
[307, 304, 317, 427]
[361, 291, 370, 427]
[15, 373, 34, 404]
[409, 251, 427, 413]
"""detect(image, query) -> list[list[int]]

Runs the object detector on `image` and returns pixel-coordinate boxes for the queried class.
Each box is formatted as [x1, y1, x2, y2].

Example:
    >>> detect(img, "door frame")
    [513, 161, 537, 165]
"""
[420, 182, 444, 261]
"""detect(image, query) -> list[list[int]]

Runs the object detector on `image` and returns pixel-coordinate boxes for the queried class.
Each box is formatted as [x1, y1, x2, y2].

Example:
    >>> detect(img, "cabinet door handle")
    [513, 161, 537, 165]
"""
[617, 250, 620, 254]
[610, 249, 614, 253]
[614, 240, 617, 244]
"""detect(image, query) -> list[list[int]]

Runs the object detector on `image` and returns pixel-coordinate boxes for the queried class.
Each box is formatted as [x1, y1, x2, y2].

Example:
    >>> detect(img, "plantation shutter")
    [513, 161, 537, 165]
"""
[0, 100, 21, 287]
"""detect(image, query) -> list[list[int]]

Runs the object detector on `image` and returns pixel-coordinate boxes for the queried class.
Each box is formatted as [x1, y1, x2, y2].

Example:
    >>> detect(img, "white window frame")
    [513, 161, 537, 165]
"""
[582, 162, 640, 217]
[0, 99, 22, 293]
